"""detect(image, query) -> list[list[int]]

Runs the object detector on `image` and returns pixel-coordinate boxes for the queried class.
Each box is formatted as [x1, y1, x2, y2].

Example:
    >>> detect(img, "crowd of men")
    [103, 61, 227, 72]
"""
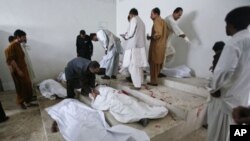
[1, 5, 250, 141]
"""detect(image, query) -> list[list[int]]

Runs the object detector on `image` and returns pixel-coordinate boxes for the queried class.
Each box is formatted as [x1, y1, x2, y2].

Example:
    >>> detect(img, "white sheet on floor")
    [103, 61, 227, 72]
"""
[57, 72, 66, 83]
[39, 79, 67, 100]
[46, 99, 149, 141]
[91, 86, 168, 123]
[161, 65, 192, 78]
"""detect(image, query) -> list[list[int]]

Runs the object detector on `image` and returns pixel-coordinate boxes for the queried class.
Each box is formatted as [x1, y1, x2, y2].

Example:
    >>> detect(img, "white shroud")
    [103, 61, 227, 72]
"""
[91, 86, 168, 123]
[46, 99, 149, 141]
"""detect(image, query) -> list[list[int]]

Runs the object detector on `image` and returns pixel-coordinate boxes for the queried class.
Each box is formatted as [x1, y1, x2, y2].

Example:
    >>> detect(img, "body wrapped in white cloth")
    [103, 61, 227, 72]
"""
[90, 86, 168, 123]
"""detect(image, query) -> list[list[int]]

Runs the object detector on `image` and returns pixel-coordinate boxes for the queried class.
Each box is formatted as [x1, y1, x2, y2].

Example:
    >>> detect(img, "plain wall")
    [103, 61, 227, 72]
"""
[116, 0, 250, 78]
[0, 0, 116, 90]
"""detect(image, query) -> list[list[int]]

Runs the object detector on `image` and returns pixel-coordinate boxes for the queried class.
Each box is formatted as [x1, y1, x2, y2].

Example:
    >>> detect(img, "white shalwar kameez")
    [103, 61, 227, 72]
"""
[91, 86, 168, 123]
[164, 15, 189, 65]
[97, 29, 123, 77]
[122, 16, 148, 88]
[207, 29, 250, 141]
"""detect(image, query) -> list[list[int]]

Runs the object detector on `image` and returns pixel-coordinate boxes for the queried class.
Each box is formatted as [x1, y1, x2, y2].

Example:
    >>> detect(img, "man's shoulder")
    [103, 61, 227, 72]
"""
[6, 42, 19, 50]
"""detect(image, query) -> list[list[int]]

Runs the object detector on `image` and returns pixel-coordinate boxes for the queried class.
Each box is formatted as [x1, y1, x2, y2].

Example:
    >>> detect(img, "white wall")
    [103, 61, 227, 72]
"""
[116, 0, 250, 78]
[0, 0, 116, 90]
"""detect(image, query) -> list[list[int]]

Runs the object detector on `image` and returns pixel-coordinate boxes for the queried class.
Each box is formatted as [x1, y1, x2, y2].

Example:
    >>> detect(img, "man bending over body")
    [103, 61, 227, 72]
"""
[65, 57, 100, 98]
[90, 30, 123, 79]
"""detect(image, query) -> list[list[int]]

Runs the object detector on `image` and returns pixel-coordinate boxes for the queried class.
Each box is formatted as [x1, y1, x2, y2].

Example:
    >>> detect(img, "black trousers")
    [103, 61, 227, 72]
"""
[66, 79, 91, 98]
[0, 101, 7, 122]
[66, 79, 78, 98]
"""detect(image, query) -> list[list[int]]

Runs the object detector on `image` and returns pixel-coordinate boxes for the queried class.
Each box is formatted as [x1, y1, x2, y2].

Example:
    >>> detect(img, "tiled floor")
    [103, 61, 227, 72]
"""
[0, 91, 46, 141]
[177, 127, 207, 141]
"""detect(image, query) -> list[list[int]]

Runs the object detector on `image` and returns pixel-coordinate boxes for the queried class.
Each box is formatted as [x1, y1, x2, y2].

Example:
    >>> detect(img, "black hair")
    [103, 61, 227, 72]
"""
[173, 7, 183, 13]
[129, 8, 138, 15]
[152, 7, 160, 15]
[14, 29, 26, 37]
[212, 41, 225, 52]
[89, 61, 100, 69]
[8, 36, 15, 42]
[80, 30, 86, 35]
[127, 15, 131, 21]
[89, 33, 97, 40]
[225, 6, 250, 30]
[211, 41, 225, 72]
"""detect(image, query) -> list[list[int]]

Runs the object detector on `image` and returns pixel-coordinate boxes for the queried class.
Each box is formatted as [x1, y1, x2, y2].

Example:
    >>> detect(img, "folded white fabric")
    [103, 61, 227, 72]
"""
[46, 99, 149, 141]
[162, 65, 192, 78]
[39, 79, 67, 100]
[91, 86, 168, 123]
[57, 72, 66, 83]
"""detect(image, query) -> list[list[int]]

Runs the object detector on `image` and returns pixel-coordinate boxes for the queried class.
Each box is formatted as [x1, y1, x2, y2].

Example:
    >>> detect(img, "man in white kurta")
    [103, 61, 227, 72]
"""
[164, 7, 189, 67]
[90, 30, 123, 79]
[207, 6, 250, 141]
[121, 8, 148, 89]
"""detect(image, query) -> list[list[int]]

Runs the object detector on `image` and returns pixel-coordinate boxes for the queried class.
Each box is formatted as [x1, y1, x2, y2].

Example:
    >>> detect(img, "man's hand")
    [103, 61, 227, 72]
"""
[120, 34, 126, 40]
[147, 35, 152, 40]
[17, 70, 24, 77]
[210, 90, 221, 98]
[91, 88, 100, 100]
[233, 106, 250, 125]
[179, 34, 186, 38]
[92, 88, 100, 95]
[8, 65, 14, 73]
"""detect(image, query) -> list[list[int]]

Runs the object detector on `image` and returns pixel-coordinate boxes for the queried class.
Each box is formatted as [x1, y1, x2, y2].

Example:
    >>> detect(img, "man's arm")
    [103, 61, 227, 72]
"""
[124, 17, 137, 40]
[97, 30, 108, 50]
[89, 39, 93, 56]
[5, 45, 24, 77]
[76, 36, 80, 55]
[168, 17, 185, 37]
[151, 19, 163, 40]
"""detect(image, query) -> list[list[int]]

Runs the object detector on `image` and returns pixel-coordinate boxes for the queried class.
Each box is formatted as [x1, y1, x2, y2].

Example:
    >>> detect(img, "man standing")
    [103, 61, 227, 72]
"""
[207, 6, 250, 141]
[161, 7, 189, 77]
[65, 57, 100, 98]
[76, 30, 93, 60]
[90, 29, 123, 79]
[5, 30, 35, 109]
[147, 7, 169, 86]
[121, 8, 148, 90]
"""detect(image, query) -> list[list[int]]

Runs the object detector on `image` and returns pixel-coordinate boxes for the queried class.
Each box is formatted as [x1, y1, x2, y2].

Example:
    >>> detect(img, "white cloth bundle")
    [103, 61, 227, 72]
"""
[39, 79, 67, 100]
[91, 86, 168, 123]
[57, 72, 66, 83]
[162, 65, 192, 78]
